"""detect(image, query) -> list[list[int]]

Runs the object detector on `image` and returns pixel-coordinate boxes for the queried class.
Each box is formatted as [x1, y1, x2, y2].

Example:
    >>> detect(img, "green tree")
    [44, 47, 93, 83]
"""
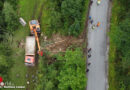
[58, 48, 86, 90]
[109, 0, 130, 89]
[6, 0, 19, 9]
[44, 0, 85, 36]
[2, 2, 18, 34]
[0, 55, 8, 70]
[61, 0, 83, 36]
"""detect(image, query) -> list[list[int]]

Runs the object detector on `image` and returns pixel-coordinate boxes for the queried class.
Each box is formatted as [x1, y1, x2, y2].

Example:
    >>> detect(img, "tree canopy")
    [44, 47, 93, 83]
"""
[109, 0, 130, 89]
[58, 48, 86, 90]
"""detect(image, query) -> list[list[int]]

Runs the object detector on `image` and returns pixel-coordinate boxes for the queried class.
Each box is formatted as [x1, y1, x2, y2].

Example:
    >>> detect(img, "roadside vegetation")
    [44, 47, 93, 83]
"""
[41, 0, 89, 37]
[0, 0, 89, 90]
[109, 0, 130, 90]
[0, 0, 18, 83]
[36, 48, 86, 90]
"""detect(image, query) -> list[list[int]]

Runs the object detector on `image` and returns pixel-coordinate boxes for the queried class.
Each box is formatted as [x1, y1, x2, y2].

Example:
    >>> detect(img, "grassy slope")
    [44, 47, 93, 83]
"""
[81, 0, 90, 32]
[8, 0, 44, 90]
[81, 0, 89, 83]
[40, 0, 54, 35]
[8, 0, 36, 87]
[108, 0, 121, 90]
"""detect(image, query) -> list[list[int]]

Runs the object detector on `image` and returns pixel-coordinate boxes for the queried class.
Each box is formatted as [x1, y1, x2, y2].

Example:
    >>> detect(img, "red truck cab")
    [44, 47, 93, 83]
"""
[25, 56, 35, 66]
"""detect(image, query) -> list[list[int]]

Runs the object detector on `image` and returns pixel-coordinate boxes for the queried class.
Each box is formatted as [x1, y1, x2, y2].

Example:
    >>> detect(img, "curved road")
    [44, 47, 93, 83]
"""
[87, 0, 109, 90]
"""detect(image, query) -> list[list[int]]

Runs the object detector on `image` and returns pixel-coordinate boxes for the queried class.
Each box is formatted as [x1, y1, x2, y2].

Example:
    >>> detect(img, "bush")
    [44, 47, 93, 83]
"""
[43, 0, 86, 37]
[2, 1, 19, 34]
[36, 48, 86, 90]
[0, 43, 13, 81]
[109, 0, 130, 89]
[57, 48, 86, 90]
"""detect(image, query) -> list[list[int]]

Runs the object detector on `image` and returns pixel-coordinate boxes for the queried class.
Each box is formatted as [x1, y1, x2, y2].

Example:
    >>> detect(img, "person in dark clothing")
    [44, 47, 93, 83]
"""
[88, 48, 91, 52]
[86, 69, 89, 72]
[91, 19, 94, 24]
[89, 16, 92, 20]
[88, 54, 91, 58]
[90, 0, 93, 5]
[88, 62, 91, 65]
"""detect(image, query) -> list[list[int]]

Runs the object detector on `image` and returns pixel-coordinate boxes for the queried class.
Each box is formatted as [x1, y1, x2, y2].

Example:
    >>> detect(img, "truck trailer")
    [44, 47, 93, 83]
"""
[25, 36, 36, 66]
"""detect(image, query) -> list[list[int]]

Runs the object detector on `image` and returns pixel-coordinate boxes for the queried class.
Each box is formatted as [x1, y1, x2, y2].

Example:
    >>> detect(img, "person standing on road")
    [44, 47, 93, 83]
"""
[97, 22, 101, 27]
[88, 48, 91, 53]
[86, 69, 89, 72]
[92, 25, 96, 30]
[89, 16, 92, 20]
[88, 54, 91, 58]
[88, 62, 91, 66]
[97, 0, 101, 5]
[90, 19, 94, 24]
[90, 0, 93, 5]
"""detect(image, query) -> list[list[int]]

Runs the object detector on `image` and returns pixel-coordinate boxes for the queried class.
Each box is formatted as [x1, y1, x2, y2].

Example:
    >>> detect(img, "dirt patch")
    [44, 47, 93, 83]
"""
[17, 39, 25, 48]
[41, 33, 84, 54]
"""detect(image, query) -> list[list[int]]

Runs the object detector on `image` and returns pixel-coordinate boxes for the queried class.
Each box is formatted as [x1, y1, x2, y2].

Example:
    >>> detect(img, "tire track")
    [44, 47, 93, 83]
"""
[32, 0, 38, 19]
[26, 0, 39, 90]
[38, 3, 44, 22]
[26, 1, 44, 90]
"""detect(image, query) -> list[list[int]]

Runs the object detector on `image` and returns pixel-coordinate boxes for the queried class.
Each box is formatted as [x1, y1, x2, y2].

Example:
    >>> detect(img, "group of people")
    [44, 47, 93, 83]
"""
[89, 0, 101, 30]
[90, 0, 101, 6]
[86, 0, 101, 73]
[89, 16, 101, 30]
[86, 48, 92, 72]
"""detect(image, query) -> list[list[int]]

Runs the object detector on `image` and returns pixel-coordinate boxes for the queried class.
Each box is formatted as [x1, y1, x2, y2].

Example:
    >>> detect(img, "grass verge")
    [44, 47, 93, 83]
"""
[108, 0, 121, 90]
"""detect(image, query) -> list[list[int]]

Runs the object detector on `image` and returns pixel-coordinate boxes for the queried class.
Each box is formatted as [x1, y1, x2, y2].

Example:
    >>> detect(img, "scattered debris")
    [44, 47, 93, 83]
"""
[19, 17, 26, 26]
[16, 74, 20, 78]
[26, 74, 28, 78]
[18, 39, 25, 48]
[32, 79, 35, 82]
[35, 76, 38, 80]
[36, 71, 39, 74]
[32, 75, 35, 78]
[42, 34, 84, 54]
[27, 81, 30, 84]
[59, 48, 62, 51]
[44, 36, 47, 41]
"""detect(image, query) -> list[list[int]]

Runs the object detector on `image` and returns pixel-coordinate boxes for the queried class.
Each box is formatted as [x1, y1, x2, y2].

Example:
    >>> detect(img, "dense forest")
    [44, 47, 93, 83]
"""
[41, 0, 88, 36]
[0, 0, 18, 81]
[109, 0, 130, 90]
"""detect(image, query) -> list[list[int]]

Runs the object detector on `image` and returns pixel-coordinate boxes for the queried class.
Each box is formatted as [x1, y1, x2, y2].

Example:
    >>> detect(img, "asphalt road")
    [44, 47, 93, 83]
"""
[87, 0, 109, 90]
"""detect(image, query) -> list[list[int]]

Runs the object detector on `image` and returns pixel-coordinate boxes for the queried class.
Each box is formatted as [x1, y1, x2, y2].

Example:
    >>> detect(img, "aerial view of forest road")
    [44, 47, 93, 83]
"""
[86, 0, 109, 90]
[0, 0, 130, 90]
